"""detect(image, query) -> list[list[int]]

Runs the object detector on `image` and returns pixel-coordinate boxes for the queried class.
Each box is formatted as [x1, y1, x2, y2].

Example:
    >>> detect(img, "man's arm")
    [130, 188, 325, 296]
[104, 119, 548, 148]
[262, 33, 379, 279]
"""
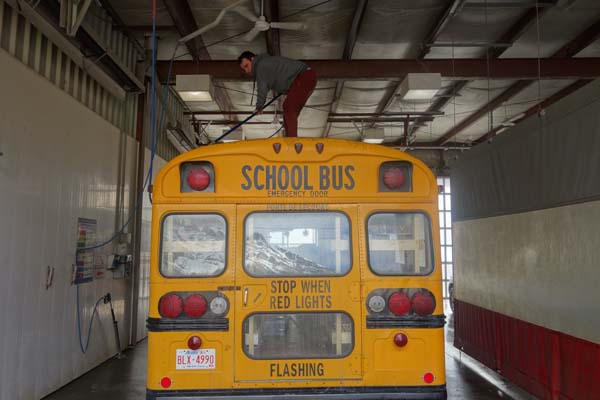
[255, 71, 268, 111]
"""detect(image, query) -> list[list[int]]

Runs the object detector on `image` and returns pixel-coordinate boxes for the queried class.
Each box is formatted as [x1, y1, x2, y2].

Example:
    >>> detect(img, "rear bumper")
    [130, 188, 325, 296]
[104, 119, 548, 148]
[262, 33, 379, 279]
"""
[147, 385, 447, 399]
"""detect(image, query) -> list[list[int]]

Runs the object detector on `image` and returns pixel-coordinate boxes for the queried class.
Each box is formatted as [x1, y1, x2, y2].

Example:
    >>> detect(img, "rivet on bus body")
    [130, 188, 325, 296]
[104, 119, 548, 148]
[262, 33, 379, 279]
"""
[188, 335, 202, 350]
[394, 332, 408, 347]
[316, 143, 324, 153]
[160, 377, 172, 388]
[295, 143, 303, 154]
[273, 143, 281, 153]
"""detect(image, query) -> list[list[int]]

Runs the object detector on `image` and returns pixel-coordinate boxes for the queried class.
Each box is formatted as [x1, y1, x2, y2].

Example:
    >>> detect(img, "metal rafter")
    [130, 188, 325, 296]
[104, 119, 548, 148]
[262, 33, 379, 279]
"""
[158, 58, 600, 81]
[323, 0, 369, 137]
[436, 16, 600, 145]
[419, 0, 468, 59]
[264, 0, 281, 56]
[162, 0, 238, 122]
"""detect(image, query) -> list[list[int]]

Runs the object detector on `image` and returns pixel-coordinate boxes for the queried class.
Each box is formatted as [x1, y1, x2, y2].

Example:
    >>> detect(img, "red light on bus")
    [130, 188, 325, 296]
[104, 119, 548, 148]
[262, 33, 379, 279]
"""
[394, 332, 408, 347]
[388, 292, 411, 316]
[424, 372, 435, 384]
[159, 294, 183, 318]
[188, 336, 202, 350]
[187, 167, 210, 191]
[184, 294, 207, 318]
[160, 377, 172, 388]
[383, 167, 405, 189]
[411, 290, 436, 316]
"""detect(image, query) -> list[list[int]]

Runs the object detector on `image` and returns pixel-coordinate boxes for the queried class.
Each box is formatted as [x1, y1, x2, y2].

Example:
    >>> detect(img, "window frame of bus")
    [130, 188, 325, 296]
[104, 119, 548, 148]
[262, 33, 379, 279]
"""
[242, 210, 353, 278]
[365, 211, 435, 277]
[159, 212, 228, 278]
[241, 311, 355, 360]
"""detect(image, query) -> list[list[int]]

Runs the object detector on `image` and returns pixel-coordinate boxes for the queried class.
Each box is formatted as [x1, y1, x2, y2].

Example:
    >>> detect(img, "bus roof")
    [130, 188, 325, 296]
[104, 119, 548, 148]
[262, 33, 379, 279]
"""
[153, 138, 437, 204]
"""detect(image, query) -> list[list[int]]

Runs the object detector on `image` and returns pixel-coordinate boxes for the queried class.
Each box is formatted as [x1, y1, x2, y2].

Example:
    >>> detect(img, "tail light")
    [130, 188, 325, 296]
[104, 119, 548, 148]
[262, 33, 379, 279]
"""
[184, 294, 207, 317]
[411, 290, 436, 315]
[181, 162, 214, 192]
[394, 332, 408, 347]
[158, 292, 229, 319]
[158, 293, 183, 318]
[379, 161, 412, 192]
[424, 372, 435, 384]
[160, 377, 172, 388]
[388, 292, 411, 316]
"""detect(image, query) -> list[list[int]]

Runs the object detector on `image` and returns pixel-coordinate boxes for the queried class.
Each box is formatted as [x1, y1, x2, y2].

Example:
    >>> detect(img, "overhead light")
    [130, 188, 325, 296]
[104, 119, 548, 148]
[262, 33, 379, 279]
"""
[176, 75, 213, 102]
[399, 73, 441, 100]
[362, 127, 385, 144]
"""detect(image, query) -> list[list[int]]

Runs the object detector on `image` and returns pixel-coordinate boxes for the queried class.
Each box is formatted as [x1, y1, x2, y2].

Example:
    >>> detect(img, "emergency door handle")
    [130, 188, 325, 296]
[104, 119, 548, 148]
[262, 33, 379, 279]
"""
[243, 287, 249, 306]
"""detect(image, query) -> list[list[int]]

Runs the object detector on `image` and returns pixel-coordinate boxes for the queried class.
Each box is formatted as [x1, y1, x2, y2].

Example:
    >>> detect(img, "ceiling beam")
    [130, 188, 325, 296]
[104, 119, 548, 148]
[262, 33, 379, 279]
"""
[472, 79, 593, 144]
[161, 0, 238, 122]
[436, 16, 600, 145]
[158, 58, 600, 81]
[264, 0, 281, 56]
[324, 0, 369, 137]
[419, 0, 468, 59]
[186, 111, 444, 116]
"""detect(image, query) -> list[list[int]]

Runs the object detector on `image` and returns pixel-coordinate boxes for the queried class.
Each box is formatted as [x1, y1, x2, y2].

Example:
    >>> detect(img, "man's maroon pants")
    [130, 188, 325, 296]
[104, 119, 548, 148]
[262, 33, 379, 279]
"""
[283, 69, 317, 137]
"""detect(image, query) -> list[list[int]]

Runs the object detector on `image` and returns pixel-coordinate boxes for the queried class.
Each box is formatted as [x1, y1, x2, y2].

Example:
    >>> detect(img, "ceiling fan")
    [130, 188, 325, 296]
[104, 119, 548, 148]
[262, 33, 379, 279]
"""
[234, 0, 306, 42]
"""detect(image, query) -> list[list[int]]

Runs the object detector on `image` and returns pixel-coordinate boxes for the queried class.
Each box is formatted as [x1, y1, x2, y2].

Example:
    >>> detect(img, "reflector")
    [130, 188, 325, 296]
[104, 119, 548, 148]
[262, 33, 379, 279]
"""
[188, 335, 202, 350]
[160, 377, 172, 388]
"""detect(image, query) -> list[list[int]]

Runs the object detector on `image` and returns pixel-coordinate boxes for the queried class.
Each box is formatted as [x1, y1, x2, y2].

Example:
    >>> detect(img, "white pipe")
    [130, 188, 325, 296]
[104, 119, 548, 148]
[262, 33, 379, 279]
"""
[10, 0, 126, 100]
[178, 0, 249, 44]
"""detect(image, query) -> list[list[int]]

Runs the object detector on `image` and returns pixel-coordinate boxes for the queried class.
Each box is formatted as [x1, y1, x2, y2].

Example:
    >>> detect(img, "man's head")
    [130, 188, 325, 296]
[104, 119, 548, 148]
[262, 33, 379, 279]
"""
[238, 51, 255, 76]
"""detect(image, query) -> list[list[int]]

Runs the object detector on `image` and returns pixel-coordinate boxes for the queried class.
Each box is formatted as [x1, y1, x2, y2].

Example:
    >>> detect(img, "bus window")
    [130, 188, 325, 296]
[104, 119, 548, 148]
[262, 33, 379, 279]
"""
[242, 312, 354, 359]
[160, 214, 226, 277]
[367, 212, 433, 276]
[243, 212, 351, 277]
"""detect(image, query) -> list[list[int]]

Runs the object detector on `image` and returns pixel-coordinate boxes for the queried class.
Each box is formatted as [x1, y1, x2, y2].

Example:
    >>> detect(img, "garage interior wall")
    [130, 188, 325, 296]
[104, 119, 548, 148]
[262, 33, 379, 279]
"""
[451, 79, 600, 400]
[0, 6, 176, 398]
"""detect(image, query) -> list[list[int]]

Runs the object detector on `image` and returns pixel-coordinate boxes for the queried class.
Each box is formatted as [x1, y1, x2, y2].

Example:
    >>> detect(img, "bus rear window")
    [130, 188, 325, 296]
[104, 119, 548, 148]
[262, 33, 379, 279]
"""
[244, 212, 351, 277]
[243, 313, 353, 359]
[160, 214, 226, 277]
[367, 212, 433, 276]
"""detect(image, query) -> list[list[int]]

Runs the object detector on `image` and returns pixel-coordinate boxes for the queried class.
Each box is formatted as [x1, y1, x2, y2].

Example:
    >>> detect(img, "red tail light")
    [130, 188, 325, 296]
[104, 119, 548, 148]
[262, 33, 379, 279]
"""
[187, 167, 210, 191]
[411, 290, 436, 315]
[159, 294, 183, 318]
[394, 332, 408, 347]
[388, 292, 411, 316]
[184, 294, 207, 318]
[424, 372, 435, 384]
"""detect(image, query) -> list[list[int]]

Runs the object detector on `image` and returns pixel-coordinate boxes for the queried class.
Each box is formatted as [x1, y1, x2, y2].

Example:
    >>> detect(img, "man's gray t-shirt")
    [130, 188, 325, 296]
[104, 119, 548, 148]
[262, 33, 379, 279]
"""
[252, 54, 308, 109]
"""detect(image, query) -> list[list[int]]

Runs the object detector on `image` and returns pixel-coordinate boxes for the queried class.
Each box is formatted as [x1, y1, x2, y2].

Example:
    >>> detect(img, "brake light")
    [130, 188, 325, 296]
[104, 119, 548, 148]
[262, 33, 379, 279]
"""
[184, 294, 207, 318]
[388, 292, 411, 316]
[188, 336, 202, 350]
[187, 167, 210, 191]
[411, 290, 436, 315]
[159, 294, 183, 318]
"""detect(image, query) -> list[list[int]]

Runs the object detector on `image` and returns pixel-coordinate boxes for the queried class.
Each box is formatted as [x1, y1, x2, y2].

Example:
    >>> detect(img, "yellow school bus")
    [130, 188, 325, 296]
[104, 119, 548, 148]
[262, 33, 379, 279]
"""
[147, 138, 446, 399]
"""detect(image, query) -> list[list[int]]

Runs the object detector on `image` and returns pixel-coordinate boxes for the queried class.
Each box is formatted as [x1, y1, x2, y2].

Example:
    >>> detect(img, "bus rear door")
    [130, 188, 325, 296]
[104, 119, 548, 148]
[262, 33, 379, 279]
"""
[233, 205, 363, 383]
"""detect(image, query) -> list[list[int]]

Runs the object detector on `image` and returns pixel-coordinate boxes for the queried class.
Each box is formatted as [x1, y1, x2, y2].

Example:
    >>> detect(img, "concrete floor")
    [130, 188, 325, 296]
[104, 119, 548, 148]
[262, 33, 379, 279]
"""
[43, 309, 536, 400]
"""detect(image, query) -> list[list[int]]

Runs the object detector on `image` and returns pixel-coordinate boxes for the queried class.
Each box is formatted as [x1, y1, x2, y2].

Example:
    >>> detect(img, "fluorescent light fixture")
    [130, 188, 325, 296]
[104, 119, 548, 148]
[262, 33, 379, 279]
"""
[362, 127, 385, 144]
[399, 73, 441, 100]
[176, 75, 213, 102]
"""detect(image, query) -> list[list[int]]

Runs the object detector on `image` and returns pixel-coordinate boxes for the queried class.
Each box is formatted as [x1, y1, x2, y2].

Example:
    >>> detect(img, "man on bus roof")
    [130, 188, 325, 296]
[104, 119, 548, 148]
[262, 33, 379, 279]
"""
[238, 51, 317, 138]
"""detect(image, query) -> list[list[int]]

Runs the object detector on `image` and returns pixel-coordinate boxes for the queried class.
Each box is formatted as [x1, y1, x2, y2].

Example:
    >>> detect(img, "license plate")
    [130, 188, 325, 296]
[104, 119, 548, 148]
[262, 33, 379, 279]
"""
[175, 349, 216, 370]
